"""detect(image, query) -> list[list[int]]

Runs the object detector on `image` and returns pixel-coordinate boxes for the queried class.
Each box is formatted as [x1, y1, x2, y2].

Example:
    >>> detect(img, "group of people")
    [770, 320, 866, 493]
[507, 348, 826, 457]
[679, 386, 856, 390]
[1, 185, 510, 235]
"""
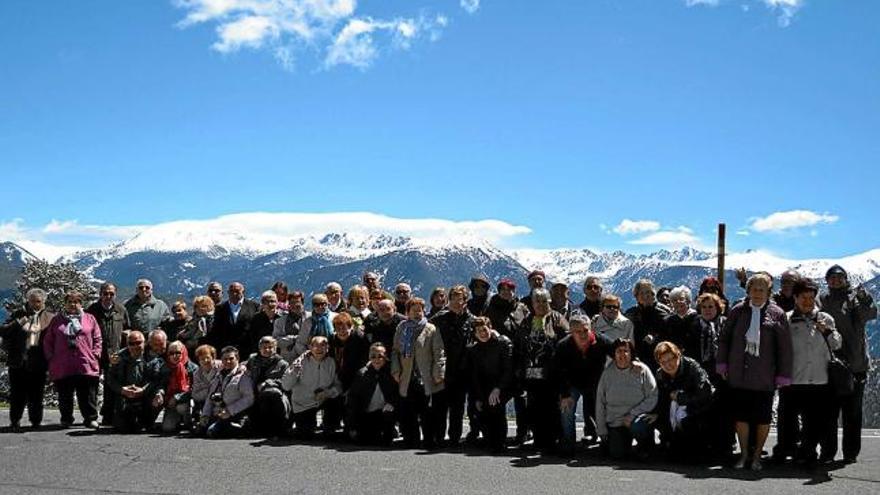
[1, 265, 875, 472]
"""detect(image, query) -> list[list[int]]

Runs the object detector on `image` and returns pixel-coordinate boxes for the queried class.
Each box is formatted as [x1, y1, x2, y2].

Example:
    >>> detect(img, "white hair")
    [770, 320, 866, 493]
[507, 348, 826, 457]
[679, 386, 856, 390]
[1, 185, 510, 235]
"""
[669, 285, 692, 304]
[25, 288, 46, 302]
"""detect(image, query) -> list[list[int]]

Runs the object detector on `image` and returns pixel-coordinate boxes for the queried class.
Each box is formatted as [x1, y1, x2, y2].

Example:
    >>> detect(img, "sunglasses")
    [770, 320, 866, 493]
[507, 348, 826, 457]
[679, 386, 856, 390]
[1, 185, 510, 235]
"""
[604, 305, 620, 310]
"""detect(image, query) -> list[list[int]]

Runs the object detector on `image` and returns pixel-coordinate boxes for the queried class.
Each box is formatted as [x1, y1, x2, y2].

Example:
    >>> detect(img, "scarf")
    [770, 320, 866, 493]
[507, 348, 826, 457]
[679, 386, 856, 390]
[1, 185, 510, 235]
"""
[166, 346, 191, 397]
[400, 317, 426, 358]
[23, 310, 45, 349]
[64, 311, 84, 348]
[311, 312, 333, 338]
[745, 303, 763, 357]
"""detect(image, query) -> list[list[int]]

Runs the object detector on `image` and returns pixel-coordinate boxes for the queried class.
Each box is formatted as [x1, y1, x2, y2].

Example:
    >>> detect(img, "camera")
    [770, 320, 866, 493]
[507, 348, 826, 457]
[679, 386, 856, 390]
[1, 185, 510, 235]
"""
[210, 393, 224, 407]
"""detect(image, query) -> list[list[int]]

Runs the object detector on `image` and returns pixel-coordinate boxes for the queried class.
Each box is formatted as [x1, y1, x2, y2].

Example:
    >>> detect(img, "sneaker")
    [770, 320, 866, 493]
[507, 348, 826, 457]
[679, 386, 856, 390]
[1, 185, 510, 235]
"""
[84, 420, 100, 430]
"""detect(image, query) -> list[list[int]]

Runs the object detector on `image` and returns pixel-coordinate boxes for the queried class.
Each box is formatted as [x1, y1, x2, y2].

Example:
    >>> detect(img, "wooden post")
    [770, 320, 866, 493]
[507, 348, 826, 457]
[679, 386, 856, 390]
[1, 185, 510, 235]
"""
[717, 223, 726, 288]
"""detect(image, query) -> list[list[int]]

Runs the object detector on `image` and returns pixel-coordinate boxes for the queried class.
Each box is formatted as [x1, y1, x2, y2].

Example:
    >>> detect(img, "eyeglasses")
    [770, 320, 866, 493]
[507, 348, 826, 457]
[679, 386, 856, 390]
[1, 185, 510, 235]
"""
[586, 285, 601, 290]
[604, 305, 619, 310]
[137, 286, 151, 290]
[314, 302, 328, 307]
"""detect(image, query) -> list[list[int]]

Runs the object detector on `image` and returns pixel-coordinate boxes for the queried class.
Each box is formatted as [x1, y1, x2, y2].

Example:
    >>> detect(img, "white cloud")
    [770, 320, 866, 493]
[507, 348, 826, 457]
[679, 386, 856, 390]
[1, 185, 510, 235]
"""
[41, 219, 146, 239]
[750, 210, 839, 233]
[612, 219, 661, 235]
[460, 0, 480, 14]
[628, 230, 701, 247]
[736, 229, 751, 236]
[763, 0, 802, 27]
[174, 0, 447, 70]
[685, 0, 720, 6]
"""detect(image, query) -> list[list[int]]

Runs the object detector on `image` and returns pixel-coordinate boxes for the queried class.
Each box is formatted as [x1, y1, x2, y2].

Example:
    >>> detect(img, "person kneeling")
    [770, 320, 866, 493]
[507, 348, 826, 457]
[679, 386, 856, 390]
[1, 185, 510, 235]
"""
[245, 336, 290, 438]
[106, 331, 157, 433]
[596, 338, 658, 460]
[346, 343, 398, 445]
[282, 336, 342, 439]
[200, 346, 254, 438]
[151, 341, 198, 434]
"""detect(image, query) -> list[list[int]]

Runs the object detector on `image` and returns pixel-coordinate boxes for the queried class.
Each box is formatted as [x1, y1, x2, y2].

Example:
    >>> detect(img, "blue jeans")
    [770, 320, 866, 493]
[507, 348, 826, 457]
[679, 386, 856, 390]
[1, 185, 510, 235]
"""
[559, 386, 597, 449]
[607, 414, 655, 459]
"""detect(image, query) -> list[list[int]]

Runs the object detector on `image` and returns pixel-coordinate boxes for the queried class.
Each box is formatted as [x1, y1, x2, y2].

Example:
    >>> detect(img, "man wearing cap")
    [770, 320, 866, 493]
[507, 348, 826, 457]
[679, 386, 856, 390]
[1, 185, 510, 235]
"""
[818, 264, 877, 463]
[520, 270, 546, 314]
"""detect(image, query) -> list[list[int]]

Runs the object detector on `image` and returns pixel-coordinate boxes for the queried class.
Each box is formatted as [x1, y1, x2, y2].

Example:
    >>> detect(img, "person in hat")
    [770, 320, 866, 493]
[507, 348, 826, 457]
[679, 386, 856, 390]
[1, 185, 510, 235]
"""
[818, 264, 877, 463]
[467, 274, 492, 317]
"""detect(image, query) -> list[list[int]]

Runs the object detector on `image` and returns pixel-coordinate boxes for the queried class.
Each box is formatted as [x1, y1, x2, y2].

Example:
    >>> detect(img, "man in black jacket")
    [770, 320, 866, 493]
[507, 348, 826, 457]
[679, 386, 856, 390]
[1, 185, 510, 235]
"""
[430, 285, 477, 446]
[624, 279, 672, 363]
[554, 314, 610, 455]
[245, 336, 289, 437]
[363, 298, 404, 351]
[205, 282, 260, 356]
[467, 274, 492, 317]
[577, 276, 603, 319]
[85, 282, 131, 425]
[345, 342, 399, 445]
[106, 331, 158, 433]
[466, 317, 514, 452]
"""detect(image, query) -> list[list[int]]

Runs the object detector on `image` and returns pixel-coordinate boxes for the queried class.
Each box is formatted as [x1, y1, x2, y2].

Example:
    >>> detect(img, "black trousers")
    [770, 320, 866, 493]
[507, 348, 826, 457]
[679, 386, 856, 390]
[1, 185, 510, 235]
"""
[8, 367, 47, 426]
[55, 375, 99, 424]
[476, 397, 509, 451]
[293, 397, 343, 439]
[112, 398, 156, 433]
[438, 379, 467, 443]
[397, 382, 440, 448]
[251, 387, 291, 436]
[525, 380, 559, 450]
[775, 384, 835, 460]
[829, 373, 866, 460]
[100, 366, 118, 422]
[350, 409, 396, 445]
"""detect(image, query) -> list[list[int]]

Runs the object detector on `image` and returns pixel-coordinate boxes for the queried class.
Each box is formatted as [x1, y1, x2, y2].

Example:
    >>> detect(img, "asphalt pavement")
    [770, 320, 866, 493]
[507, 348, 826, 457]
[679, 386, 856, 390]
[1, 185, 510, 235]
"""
[0, 410, 878, 495]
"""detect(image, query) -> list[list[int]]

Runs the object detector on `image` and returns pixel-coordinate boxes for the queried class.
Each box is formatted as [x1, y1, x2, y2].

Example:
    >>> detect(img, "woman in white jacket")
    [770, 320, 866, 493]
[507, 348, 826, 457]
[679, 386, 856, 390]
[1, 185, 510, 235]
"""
[282, 335, 342, 439]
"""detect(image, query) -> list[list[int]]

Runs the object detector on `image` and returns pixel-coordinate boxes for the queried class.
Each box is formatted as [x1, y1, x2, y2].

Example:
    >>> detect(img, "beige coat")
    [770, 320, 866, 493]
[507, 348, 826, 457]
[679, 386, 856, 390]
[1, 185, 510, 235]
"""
[391, 321, 446, 397]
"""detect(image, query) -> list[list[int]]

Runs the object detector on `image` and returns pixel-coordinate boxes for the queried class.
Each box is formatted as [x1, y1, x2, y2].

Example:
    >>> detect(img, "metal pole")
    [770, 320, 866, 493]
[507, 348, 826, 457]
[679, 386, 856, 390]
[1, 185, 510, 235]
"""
[717, 223, 726, 288]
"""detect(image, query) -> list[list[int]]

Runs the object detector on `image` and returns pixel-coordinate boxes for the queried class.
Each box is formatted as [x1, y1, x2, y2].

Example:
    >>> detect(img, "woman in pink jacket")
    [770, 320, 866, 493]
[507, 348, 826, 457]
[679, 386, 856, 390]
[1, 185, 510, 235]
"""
[43, 291, 102, 429]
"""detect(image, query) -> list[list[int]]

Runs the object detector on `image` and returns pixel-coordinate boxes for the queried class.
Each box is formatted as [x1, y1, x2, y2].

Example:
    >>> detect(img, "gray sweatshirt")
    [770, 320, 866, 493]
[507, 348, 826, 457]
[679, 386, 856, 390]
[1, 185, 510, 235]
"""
[281, 352, 341, 414]
[595, 360, 658, 437]
[787, 309, 842, 385]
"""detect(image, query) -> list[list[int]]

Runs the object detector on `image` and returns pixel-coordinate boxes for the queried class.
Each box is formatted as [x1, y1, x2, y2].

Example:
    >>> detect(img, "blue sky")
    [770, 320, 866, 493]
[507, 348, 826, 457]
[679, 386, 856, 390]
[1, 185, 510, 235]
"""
[1, 0, 878, 259]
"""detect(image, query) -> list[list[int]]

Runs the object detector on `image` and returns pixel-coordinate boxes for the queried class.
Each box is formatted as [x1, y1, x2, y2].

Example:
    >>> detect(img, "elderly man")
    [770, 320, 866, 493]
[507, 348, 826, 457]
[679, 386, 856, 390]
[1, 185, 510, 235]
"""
[393, 283, 413, 315]
[362, 271, 381, 292]
[1, 288, 55, 431]
[550, 282, 574, 320]
[106, 331, 158, 433]
[85, 282, 131, 425]
[520, 270, 546, 314]
[124, 279, 171, 333]
[145, 329, 168, 363]
[577, 276, 604, 319]
[208, 282, 260, 355]
[363, 298, 404, 351]
[325, 282, 347, 313]
[819, 265, 877, 464]
[294, 294, 339, 357]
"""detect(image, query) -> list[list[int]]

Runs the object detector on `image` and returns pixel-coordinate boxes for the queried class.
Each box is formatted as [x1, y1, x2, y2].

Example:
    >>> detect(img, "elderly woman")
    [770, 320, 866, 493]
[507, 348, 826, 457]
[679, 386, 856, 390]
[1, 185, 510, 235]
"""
[661, 286, 698, 353]
[294, 293, 338, 357]
[329, 312, 370, 394]
[773, 279, 841, 465]
[690, 292, 732, 457]
[592, 294, 634, 343]
[653, 341, 714, 459]
[717, 273, 792, 471]
[1, 288, 55, 431]
[513, 288, 569, 452]
[245, 336, 289, 438]
[345, 342, 399, 445]
[595, 338, 658, 460]
[326, 282, 347, 313]
[391, 297, 446, 449]
[273, 291, 307, 362]
[178, 295, 214, 357]
[466, 316, 514, 453]
[200, 346, 254, 438]
[191, 344, 221, 426]
[151, 340, 198, 434]
[346, 285, 371, 330]
[624, 279, 672, 363]
[43, 291, 103, 429]
[282, 335, 343, 439]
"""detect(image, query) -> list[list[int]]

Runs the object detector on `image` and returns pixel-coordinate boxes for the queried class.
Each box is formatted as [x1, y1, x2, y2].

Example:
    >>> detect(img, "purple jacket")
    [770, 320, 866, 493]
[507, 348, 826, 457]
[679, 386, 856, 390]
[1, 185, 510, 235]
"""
[43, 312, 102, 381]
[717, 300, 792, 392]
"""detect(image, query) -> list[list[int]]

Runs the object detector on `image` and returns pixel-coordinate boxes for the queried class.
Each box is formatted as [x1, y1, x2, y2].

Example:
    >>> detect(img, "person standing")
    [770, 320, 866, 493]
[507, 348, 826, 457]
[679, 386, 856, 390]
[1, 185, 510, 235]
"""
[85, 282, 131, 425]
[124, 279, 171, 333]
[818, 264, 877, 463]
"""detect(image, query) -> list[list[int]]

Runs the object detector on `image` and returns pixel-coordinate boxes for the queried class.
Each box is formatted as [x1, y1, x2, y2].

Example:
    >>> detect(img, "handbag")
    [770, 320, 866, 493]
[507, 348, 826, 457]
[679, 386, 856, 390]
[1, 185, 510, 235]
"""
[823, 332, 854, 396]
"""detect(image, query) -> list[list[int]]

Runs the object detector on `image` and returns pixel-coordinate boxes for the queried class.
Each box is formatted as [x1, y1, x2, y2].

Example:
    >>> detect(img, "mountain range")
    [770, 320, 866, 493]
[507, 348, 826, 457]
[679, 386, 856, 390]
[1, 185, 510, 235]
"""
[1, 226, 878, 354]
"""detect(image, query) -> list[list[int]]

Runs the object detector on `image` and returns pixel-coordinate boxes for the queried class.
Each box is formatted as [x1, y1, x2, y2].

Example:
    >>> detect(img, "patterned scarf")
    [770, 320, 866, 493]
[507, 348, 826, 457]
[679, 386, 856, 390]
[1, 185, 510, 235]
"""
[311, 311, 333, 338]
[400, 317, 426, 358]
